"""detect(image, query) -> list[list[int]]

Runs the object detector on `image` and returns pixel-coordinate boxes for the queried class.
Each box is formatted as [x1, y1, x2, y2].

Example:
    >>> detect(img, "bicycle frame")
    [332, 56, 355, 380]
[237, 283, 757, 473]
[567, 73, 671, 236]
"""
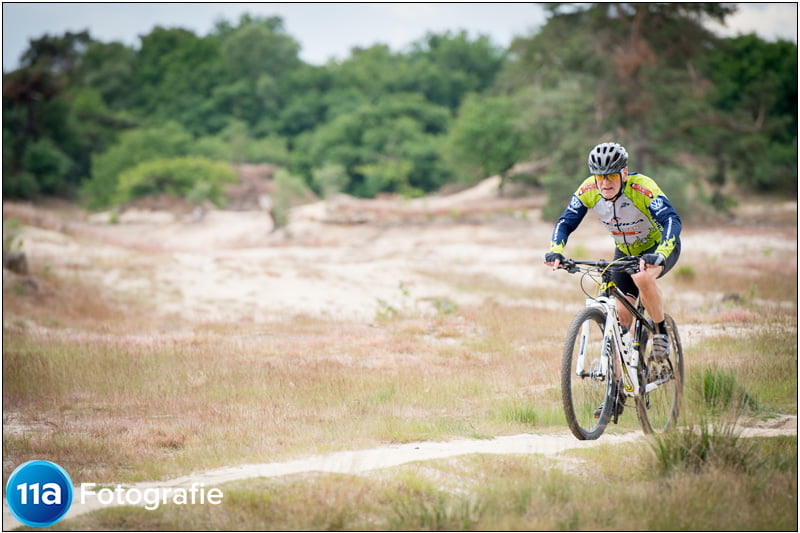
[582, 288, 645, 397]
[570, 259, 656, 398]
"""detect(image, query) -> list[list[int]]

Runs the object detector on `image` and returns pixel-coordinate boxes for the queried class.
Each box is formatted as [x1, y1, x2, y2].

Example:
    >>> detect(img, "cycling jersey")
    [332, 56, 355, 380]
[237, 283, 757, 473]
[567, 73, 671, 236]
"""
[549, 173, 682, 258]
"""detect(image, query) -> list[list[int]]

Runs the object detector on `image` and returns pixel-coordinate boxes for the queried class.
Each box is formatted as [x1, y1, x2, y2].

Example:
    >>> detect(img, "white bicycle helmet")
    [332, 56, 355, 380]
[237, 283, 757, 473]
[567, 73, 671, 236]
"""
[588, 142, 628, 174]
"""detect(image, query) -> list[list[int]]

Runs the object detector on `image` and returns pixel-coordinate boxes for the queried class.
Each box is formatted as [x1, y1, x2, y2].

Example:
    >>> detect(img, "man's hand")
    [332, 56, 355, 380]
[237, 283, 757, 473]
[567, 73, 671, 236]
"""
[544, 252, 564, 270]
[640, 253, 665, 276]
[642, 253, 665, 268]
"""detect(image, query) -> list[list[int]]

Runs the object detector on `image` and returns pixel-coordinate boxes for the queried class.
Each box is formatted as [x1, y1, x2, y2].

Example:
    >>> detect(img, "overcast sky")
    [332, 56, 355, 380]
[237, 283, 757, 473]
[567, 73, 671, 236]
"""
[2, 3, 797, 71]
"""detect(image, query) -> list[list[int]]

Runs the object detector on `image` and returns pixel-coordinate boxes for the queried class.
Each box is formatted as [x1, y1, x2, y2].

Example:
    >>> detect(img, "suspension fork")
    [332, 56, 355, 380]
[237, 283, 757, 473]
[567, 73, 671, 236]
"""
[576, 319, 589, 377]
[576, 297, 618, 381]
[601, 298, 624, 383]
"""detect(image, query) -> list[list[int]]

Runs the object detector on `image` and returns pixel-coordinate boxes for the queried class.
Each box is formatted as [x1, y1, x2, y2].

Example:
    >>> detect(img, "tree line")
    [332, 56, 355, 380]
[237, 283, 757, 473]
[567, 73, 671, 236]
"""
[3, 4, 796, 219]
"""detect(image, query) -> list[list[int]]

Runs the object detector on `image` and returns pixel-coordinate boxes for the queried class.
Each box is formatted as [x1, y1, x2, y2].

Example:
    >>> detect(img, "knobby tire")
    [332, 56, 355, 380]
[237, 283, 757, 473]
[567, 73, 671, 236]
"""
[561, 307, 616, 440]
[635, 314, 684, 434]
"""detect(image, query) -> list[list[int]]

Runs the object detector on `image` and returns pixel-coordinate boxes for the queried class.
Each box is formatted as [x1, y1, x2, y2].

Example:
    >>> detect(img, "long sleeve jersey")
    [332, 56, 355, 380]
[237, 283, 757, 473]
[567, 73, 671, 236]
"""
[549, 173, 682, 258]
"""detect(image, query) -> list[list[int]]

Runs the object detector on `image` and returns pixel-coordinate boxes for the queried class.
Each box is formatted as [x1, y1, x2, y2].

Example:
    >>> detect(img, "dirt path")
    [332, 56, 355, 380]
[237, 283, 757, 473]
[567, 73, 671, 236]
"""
[4, 417, 795, 528]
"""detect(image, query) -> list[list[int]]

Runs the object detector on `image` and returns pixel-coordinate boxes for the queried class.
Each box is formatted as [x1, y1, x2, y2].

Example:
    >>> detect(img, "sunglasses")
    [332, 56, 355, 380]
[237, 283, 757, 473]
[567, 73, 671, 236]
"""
[593, 173, 622, 181]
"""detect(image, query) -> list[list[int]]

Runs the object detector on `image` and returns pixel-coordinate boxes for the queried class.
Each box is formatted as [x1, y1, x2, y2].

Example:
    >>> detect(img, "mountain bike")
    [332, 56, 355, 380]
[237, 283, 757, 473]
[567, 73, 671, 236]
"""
[557, 256, 684, 440]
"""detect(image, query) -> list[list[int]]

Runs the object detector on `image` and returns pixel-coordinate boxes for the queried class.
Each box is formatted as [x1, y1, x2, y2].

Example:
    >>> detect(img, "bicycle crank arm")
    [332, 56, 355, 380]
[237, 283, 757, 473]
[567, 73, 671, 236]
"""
[644, 376, 671, 393]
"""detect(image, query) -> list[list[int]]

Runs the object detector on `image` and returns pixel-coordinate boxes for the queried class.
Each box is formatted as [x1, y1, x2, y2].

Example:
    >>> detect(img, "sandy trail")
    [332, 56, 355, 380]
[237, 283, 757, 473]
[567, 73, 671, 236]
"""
[5, 178, 796, 327]
[3, 419, 795, 528]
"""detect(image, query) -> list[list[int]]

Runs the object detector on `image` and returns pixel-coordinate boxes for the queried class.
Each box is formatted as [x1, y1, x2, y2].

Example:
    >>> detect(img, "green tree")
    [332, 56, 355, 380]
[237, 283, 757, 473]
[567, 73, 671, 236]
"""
[328, 45, 410, 102]
[75, 40, 138, 110]
[499, 3, 747, 218]
[219, 16, 301, 81]
[134, 27, 226, 135]
[703, 35, 797, 192]
[408, 31, 505, 109]
[276, 64, 333, 137]
[298, 93, 452, 197]
[19, 30, 91, 76]
[2, 31, 95, 198]
[81, 122, 194, 207]
[21, 138, 74, 194]
[6, 5, 794, 211]
[445, 93, 531, 189]
[213, 15, 302, 134]
[193, 120, 291, 165]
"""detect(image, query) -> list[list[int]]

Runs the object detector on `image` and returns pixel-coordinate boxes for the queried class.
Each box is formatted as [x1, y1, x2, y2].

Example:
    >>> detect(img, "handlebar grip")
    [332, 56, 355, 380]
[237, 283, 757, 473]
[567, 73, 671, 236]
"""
[559, 259, 579, 274]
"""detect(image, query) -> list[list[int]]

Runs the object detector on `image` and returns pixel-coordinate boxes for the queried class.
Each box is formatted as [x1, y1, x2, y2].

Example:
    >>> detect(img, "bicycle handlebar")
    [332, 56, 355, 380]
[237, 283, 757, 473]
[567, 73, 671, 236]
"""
[558, 256, 642, 275]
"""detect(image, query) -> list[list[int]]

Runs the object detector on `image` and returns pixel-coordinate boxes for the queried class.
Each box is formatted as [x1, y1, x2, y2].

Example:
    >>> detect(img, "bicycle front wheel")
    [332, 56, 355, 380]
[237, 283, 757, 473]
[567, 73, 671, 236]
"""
[636, 314, 684, 434]
[561, 306, 615, 440]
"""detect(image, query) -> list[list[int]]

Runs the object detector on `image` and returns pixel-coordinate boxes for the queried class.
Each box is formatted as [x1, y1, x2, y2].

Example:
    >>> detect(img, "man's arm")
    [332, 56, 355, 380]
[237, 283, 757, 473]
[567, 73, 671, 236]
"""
[648, 194, 682, 259]
[550, 195, 588, 255]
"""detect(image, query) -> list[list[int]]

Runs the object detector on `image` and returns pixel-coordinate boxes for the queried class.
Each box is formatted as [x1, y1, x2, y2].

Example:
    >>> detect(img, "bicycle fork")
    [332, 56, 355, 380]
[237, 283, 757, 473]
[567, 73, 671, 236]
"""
[577, 298, 641, 398]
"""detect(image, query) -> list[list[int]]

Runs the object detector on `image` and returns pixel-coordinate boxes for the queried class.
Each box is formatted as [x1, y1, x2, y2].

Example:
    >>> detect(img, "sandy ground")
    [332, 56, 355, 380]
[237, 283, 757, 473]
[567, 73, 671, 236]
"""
[6, 180, 796, 327]
[2, 178, 797, 527]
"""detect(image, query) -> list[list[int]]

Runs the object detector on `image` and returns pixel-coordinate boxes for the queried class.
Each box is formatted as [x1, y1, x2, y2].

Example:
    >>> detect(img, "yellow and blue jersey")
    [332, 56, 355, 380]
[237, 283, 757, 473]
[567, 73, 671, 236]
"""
[550, 173, 682, 258]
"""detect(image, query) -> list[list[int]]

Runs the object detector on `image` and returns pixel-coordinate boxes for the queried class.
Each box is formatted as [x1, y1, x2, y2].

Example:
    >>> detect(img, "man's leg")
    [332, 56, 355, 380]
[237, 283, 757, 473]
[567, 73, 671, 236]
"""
[631, 262, 665, 325]
[610, 249, 640, 331]
[616, 295, 635, 330]
[632, 260, 669, 359]
[635, 241, 681, 327]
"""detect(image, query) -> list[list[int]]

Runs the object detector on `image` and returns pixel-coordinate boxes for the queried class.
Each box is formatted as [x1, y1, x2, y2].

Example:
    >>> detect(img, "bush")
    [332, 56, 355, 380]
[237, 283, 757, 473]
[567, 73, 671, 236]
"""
[649, 420, 756, 475]
[81, 122, 194, 208]
[2, 171, 41, 199]
[3, 218, 23, 254]
[21, 138, 74, 194]
[194, 120, 292, 166]
[114, 157, 237, 206]
[444, 94, 530, 186]
[244, 135, 291, 166]
[694, 367, 758, 413]
[271, 169, 312, 228]
[312, 163, 349, 199]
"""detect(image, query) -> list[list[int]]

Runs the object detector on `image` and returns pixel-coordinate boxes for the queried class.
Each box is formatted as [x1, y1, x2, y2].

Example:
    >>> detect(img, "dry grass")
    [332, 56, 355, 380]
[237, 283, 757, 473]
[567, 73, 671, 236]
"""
[663, 248, 798, 306]
[2, 203, 797, 530]
[4, 268, 579, 486]
[7, 258, 790, 474]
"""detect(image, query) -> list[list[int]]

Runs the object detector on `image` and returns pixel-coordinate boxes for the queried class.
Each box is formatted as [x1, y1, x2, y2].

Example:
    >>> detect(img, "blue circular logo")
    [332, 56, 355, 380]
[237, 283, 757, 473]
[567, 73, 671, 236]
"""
[6, 460, 74, 527]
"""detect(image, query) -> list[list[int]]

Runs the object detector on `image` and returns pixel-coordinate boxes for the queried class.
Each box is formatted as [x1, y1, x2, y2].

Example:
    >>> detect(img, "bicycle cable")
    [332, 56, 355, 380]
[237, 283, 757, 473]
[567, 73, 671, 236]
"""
[580, 256, 639, 300]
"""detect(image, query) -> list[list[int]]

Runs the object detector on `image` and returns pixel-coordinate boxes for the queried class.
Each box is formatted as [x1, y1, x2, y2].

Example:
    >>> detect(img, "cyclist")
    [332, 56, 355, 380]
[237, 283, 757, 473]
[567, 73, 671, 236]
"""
[544, 141, 682, 362]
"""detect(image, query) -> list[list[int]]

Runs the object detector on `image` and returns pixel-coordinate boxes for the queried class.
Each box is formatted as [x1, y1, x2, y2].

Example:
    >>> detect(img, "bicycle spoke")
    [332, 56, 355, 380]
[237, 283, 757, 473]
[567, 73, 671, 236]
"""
[561, 307, 613, 440]
[636, 315, 683, 433]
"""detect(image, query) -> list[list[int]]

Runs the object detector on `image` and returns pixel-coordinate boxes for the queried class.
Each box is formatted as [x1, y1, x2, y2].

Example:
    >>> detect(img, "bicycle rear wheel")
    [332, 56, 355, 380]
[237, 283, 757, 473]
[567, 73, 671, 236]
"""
[561, 307, 615, 440]
[636, 314, 684, 434]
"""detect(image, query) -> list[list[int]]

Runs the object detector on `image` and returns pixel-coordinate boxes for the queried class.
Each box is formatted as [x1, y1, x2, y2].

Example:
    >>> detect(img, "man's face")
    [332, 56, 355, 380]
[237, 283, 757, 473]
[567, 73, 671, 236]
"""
[594, 167, 627, 200]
